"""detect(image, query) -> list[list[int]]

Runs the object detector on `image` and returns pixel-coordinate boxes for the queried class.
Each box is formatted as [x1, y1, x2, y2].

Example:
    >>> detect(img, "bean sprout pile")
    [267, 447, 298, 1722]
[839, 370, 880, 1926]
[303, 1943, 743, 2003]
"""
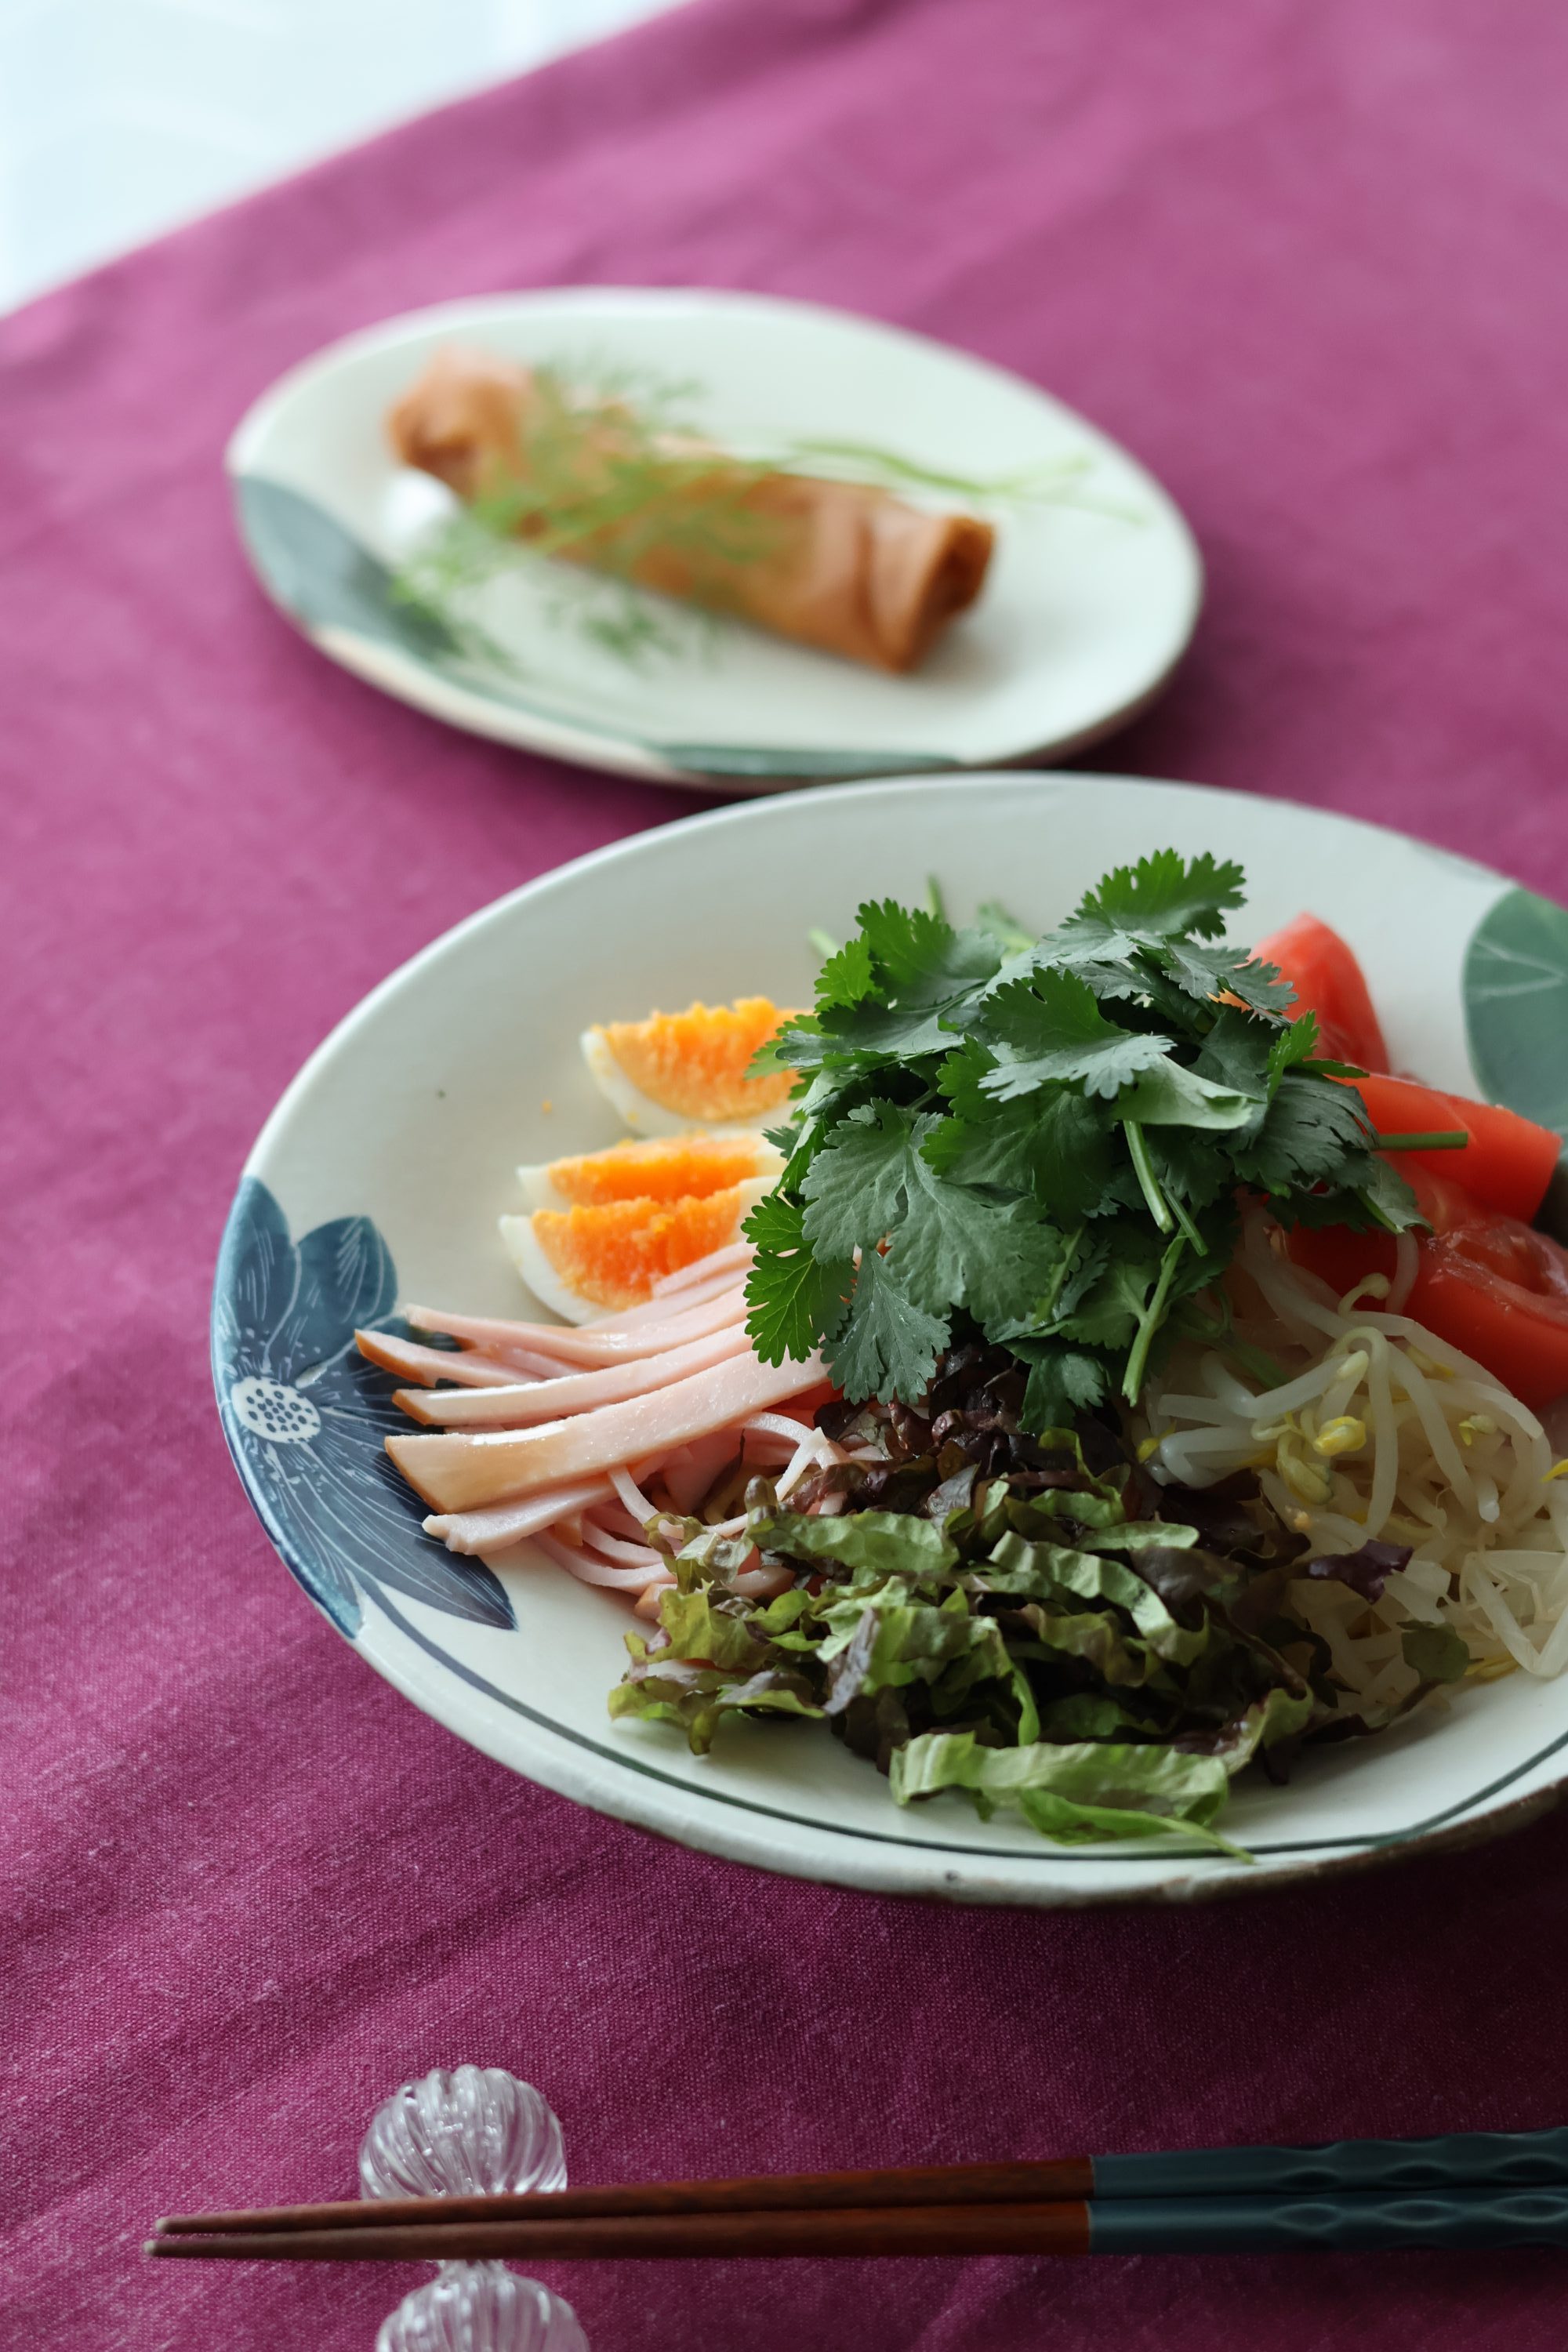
[1141, 1214, 1568, 1716]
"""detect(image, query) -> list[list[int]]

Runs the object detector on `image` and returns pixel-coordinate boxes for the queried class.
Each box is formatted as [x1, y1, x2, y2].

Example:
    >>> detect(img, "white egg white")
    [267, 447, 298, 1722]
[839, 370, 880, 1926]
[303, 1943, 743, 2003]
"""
[498, 1214, 602, 1324]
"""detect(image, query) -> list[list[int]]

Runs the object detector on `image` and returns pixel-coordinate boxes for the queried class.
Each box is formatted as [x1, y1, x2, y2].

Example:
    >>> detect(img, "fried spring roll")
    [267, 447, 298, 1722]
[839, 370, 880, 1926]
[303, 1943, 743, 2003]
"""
[387, 345, 994, 673]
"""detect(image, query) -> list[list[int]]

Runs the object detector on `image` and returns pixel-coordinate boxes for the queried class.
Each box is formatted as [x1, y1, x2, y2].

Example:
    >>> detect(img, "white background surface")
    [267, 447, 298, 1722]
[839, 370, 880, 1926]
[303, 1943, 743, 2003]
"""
[0, 0, 677, 312]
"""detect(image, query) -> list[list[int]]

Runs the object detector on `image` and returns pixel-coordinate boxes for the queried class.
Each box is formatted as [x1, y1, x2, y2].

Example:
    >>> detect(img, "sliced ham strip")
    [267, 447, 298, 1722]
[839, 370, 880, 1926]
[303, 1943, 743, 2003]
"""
[423, 1474, 614, 1555]
[390, 1324, 751, 1428]
[590, 1269, 742, 1327]
[355, 1329, 525, 1388]
[652, 1240, 754, 1298]
[402, 1285, 746, 1367]
[490, 1345, 586, 1378]
[387, 1347, 826, 1514]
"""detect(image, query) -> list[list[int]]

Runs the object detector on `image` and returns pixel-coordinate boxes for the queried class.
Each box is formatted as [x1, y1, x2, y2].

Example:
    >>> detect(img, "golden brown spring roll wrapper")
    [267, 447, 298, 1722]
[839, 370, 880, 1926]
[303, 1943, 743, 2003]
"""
[387, 346, 994, 673]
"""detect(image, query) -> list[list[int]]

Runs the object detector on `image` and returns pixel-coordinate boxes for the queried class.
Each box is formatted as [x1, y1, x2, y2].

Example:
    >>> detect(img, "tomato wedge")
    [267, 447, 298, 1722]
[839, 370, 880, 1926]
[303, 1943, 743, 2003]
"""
[1287, 1169, 1568, 1409]
[1251, 912, 1388, 1072]
[1253, 911, 1560, 1217]
[1349, 1071, 1561, 1225]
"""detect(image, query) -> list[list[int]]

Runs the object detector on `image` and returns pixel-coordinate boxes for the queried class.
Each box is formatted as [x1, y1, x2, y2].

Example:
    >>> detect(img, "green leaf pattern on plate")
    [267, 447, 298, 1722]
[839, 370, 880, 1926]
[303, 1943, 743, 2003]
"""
[234, 476, 960, 782]
[1464, 887, 1568, 1142]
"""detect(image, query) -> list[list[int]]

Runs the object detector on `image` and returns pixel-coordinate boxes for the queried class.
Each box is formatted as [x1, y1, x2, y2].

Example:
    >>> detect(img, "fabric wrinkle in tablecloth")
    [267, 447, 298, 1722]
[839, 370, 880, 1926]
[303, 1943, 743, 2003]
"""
[5, 1, 1568, 2346]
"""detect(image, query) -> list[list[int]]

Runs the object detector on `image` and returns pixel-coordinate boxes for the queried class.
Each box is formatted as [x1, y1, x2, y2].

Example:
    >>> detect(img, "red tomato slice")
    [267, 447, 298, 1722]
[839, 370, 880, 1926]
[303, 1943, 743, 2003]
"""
[1349, 1072, 1561, 1225]
[1410, 1220, 1568, 1410]
[1287, 1170, 1568, 1409]
[1286, 1218, 1397, 1301]
[1253, 912, 1560, 1217]
[1251, 912, 1389, 1072]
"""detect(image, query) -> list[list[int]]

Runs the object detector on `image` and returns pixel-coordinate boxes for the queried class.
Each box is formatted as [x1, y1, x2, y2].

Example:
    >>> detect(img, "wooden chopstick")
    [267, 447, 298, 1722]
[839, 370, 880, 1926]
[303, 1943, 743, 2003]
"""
[147, 2201, 1092, 2263]
[143, 2188, 1568, 2263]
[147, 2129, 1568, 2264]
[153, 2158, 1092, 2238]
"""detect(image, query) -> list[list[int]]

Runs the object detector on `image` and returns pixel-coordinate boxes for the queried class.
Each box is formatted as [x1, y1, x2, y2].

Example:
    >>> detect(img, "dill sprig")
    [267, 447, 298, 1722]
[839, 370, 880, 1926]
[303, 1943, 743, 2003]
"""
[470, 368, 781, 584]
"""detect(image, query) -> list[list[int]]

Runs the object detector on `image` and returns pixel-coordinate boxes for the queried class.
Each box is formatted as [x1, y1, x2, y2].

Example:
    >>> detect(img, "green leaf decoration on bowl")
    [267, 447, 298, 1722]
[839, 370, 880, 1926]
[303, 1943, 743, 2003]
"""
[1464, 887, 1568, 1140]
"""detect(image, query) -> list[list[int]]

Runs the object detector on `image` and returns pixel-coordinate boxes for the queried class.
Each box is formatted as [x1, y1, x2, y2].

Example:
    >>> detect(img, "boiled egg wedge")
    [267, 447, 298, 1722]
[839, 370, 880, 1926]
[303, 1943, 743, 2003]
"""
[500, 1178, 775, 1323]
[580, 997, 802, 1135]
[502, 1130, 785, 1323]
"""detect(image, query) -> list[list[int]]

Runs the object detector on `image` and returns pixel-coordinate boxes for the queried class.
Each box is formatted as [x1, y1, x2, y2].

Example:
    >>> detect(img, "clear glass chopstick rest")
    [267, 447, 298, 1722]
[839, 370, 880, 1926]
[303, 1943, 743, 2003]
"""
[377, 2265, 586, 2352]
[362, 2067, 586, 2352]
[361, 2067, 568, 2203]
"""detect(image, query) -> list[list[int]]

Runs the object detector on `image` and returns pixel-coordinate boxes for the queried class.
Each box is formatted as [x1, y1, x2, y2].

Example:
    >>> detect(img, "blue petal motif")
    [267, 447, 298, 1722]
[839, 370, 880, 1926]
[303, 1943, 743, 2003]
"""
[212, 1177, 516, 1639]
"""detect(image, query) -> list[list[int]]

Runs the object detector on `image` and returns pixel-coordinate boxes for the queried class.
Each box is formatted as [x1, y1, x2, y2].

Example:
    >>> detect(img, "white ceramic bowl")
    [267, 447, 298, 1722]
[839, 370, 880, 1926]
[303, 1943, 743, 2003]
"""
[212, 774, 1568, 1905]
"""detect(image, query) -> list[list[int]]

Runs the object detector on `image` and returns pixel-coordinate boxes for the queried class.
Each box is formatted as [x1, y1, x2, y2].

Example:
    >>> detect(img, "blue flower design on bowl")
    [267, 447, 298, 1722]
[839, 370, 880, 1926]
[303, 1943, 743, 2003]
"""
[212, 1176, 514, 1639]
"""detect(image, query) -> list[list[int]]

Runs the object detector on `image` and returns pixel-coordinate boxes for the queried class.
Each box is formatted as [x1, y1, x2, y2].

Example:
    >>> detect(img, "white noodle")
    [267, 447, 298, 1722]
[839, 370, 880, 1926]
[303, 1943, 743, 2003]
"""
[1140, 1211, 1568, 1703]
[1388, 1348, 1475, 1508]
[1387, 1229, 1419, 1313]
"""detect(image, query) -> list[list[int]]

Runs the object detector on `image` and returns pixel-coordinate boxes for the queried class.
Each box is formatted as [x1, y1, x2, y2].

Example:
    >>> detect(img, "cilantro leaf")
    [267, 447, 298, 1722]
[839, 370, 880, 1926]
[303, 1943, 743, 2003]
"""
[1022, 1091, 1124, 1220]
[800, 1102, 926, 1258]
[815, 936, 876, 1009]
[743, 1192, 851, 1366]
[1110, 1059, 1258, 1131]
[1192, 1006, 1276, 1099]
[816, 998, 967, 1061]
[826, 1250, 948, 1404]
[1014, 1343, 1111, 1432]
[810, 906, 1001, 1058]
[1229, 1070, 1377, 1193]
[1069, 849, 1247, 945]
[800, 1094, 1071, 1336]
[855, 899, 998, 996]
[1156, 938, 1294, 1014]
[976, 971, 1175, 1102]
[767, 1014, 837, 1074]
[1054, 1245, 1167, 1349]
[922, 1093, 1040, 1191]
[1265, 1011, 1335, 1087]
[978, 855, 1252, 1009]
[740, 855, 1403, 1415]
[1145, 1123, 1233, 1214]
[893, 1181, 1066, 1330]
[1349, 1151, 1425, 1233]
[929, 1042, 1120, 1215]
[771, 1069, 881, 1188]
[1053, 1227, 1113, 1318]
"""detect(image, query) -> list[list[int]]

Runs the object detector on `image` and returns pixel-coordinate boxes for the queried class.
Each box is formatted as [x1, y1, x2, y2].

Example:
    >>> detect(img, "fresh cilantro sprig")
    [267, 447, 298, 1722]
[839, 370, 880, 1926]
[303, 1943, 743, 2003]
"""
[743, 852, 1422, 1424]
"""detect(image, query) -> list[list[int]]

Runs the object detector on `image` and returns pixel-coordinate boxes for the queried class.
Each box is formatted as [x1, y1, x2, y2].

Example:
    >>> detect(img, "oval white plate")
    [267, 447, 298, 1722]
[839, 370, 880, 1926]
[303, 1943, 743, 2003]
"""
[212, 774, 1568, 1905]
[227, 289, 1203, 790]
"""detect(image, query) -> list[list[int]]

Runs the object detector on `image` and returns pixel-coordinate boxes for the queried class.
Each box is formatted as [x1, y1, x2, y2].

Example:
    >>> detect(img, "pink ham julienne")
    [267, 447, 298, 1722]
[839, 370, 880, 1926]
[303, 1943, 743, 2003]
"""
[361, 1244, 847, 1614]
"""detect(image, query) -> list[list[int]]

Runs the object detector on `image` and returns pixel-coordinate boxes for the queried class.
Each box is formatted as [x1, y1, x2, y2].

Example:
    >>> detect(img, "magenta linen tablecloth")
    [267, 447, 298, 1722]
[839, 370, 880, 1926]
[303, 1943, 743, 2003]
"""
[7, 2, 1568, 2345]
